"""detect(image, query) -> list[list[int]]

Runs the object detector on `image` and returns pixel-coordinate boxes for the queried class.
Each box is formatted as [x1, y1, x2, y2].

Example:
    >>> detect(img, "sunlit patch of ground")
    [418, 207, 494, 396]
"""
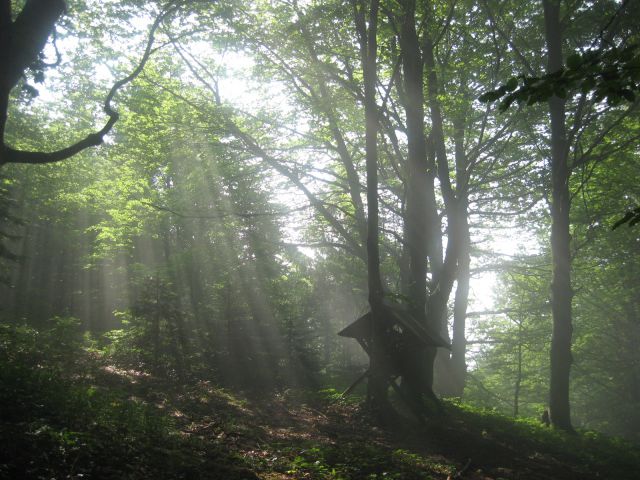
[101, 364, 152, 382]
[88, 362, 639, 479]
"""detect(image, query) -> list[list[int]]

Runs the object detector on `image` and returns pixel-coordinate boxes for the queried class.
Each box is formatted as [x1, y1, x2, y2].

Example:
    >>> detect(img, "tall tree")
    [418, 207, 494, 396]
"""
[544, 0, 574, 432]
[396, 0, 434, 404]
[352, 0, 390, 412]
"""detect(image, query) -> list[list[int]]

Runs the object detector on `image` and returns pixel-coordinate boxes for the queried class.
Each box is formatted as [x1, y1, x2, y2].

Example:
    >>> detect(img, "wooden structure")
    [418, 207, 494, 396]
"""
[338, 299, 450, 410]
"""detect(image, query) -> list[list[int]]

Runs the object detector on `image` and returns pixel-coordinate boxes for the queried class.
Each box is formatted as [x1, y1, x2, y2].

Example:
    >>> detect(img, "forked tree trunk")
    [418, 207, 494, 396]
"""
[421, 1, 463, 399]
[445, 114, 471, 397]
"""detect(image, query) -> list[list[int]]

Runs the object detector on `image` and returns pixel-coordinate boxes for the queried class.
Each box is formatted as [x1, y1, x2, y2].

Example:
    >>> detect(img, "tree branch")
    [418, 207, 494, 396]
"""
[1, 4, 178, 166]
[144, 201, 310, 220]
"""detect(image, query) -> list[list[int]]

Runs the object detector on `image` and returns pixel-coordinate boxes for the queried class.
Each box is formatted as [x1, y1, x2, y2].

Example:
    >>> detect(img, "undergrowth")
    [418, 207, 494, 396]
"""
[0, 319, 256, 480]
[444, 399, 640, 478]
[1, 319, 639, 480]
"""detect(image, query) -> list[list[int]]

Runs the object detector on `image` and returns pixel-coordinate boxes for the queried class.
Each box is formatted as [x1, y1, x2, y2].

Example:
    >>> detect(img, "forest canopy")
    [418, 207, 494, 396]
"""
[1, 0, 639, 478]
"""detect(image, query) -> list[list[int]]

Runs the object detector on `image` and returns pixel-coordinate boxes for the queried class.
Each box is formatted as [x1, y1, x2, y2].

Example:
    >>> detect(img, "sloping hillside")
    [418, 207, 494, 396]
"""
[2, 336, 638, 480]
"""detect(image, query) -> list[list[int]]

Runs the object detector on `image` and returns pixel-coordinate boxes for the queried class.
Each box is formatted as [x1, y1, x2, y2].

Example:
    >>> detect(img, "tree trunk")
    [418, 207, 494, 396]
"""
[514, 344, 522, 417]
[514, 322, 523, 417]
[421, 2, 461, 398]
[398, 0, 435, 406]
[0, 0, 66, 162]
[543, 0, 574, 432]
[353, 0, 388, 413]
[450, 207, 470, 396]
[449, 116, 471, 397]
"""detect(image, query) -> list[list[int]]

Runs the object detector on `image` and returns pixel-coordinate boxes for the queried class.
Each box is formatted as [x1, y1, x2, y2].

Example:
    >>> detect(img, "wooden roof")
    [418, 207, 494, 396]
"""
[338, 299, 451, 350]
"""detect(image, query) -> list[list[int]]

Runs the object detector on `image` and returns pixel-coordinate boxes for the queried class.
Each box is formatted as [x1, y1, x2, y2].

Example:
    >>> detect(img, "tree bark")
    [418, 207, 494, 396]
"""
[450, 205, 470, 397]
[0, 0, 66, 154]
[514, 325, 523, 417]
[353, 0, 388, 412]
[543, 0, 574, 433]
[397, 0, 435, 406]
[421, 2, 461, 397]
[449, 115, 471, 397]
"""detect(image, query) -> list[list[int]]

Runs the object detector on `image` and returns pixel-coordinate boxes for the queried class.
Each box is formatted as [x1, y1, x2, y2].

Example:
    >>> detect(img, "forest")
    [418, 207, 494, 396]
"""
[1, 0, 639, 478]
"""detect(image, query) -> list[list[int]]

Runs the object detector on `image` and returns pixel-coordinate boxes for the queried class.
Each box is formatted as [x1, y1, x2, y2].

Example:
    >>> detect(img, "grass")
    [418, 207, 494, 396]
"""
[438, 400, 640, 478]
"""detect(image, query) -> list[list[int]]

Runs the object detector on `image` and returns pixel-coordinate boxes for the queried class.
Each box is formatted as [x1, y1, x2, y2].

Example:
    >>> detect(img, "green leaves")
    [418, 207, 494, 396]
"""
[479, 77, 522, 111]
[506, 77, 519, 92]
[611, 206, 640, 230]
[566, 53, 582, 71]
[480, 43, 640, 111]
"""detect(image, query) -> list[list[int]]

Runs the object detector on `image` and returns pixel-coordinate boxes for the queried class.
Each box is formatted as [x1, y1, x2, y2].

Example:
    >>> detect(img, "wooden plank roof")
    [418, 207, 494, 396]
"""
[338, 299, 451, 350]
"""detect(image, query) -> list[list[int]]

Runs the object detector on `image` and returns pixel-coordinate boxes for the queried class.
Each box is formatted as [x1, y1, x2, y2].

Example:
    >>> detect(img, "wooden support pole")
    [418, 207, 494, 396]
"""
[342, 369, 370, 397]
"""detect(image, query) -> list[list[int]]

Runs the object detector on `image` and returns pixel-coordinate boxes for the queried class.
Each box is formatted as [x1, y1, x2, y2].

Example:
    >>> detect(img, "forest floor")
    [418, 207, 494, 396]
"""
[2, 345, 640, 479]
[125, 374, 639, 480]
